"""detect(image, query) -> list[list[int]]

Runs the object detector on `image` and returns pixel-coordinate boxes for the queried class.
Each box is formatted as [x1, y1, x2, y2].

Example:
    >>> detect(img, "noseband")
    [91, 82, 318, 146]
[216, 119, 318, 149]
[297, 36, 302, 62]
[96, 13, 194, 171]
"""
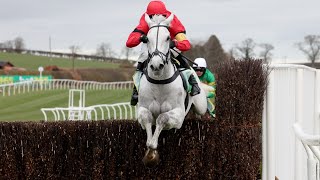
[144, 24, 180, 85]
[147, 24, 170, 64]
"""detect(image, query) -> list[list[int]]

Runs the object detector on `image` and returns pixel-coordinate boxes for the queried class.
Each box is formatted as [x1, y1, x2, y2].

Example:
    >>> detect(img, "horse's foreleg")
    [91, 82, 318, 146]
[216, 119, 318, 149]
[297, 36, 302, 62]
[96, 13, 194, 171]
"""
[149, 108, 185, 149]
[138, 107, 153, 147]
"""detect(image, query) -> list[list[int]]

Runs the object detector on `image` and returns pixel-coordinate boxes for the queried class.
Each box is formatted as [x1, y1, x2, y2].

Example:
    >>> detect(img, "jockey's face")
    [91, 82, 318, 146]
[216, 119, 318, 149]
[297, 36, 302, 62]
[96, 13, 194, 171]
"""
[193, 67, 205, 77]
[196, 70, 204, 77]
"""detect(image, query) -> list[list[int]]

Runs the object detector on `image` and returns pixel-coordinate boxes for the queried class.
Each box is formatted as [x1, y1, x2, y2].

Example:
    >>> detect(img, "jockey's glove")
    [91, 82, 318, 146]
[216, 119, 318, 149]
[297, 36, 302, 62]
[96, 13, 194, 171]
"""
[140, 34, 149, 43]
[169, 40, 176, 49]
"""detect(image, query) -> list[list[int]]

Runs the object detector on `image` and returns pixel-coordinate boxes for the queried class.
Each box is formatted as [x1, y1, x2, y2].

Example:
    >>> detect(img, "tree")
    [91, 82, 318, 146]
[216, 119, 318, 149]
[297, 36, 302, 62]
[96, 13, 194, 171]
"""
[69, 45, 81, 71]
[227, 47, 238, 60]
[184, 42, 205, 62]
[69, 45, 81, 55]
[203, 35, 228, 70]
[259, 43, 274, 63]
[184, 35, 227, 71]
[13, 37, 25, 53]
[297, 35, 320, 67]
[96, 42, 115, 59]
[3, 40, 14, 52]
[121, 46, 137, 60]
[235, 38, 256, 59]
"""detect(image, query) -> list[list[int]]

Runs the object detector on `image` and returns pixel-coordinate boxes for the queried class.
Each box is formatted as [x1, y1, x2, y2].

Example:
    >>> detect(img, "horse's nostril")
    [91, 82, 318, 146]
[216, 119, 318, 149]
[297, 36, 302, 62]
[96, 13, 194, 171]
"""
[150, 65, 155, 70]
[159, 64, 164, 70]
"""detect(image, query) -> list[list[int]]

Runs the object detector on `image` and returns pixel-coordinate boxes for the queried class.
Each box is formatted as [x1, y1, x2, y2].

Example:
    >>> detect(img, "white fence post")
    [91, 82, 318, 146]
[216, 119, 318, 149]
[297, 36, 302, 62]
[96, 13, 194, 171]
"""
[264, 69, 275, 180]
[295, 69, 304, 180]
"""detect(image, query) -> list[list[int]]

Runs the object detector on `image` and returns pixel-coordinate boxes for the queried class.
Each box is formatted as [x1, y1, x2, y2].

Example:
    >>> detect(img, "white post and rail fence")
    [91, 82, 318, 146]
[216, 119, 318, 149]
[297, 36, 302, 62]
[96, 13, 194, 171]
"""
[40, 89, 137, 121]
[0, 79, 133, 96]
[263, 64, 320, 180]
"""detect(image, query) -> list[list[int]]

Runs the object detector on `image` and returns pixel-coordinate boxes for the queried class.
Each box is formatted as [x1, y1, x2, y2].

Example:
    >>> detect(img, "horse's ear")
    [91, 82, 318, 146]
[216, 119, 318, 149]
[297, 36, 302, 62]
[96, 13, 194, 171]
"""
[163, 13, 174, 26]
[145, 13, 153, 26]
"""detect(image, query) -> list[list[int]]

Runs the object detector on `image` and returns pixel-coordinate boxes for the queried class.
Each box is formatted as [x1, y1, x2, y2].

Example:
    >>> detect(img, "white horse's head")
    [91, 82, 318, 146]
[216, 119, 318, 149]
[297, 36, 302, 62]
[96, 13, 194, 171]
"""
[144, 13, 174, 77]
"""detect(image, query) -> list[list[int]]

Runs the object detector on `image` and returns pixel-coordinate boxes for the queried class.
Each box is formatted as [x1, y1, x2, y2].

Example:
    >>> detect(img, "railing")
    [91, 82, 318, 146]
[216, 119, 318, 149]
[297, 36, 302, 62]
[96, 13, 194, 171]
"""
[41, 102, 137, 121]
[89, 102, 137, 120]
[263, 64, 320, 180]
[0, 79, 133, 96]
[294, 123, 320, 180]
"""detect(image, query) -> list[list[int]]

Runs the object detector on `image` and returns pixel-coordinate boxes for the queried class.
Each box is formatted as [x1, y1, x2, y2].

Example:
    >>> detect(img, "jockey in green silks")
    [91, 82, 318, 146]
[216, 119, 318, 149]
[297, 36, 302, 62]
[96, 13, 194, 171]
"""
[193, 58, 216, 117]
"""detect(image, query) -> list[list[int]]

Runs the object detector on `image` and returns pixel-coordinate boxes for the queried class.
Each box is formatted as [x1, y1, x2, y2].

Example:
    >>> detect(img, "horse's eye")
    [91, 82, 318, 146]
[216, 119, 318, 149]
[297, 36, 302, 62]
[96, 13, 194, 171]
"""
[166, 36, 170, 41]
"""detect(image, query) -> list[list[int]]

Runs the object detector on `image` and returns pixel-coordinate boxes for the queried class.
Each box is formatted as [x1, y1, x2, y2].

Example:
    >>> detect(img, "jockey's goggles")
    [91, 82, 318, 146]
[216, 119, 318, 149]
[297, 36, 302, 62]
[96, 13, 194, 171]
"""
[193, 67, 205, 72]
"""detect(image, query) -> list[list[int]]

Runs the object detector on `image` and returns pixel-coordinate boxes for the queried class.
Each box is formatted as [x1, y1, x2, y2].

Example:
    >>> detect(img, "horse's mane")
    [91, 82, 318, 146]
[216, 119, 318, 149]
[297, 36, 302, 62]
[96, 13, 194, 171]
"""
[151, 15, 167, 24]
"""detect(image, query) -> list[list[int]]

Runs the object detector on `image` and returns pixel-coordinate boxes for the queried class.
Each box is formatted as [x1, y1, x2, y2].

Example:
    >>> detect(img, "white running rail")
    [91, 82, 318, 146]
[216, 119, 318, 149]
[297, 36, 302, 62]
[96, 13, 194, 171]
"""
[293, 123, 320, 180]
[41, 107, 95, 121]
[0, 79, 133, 96]
[263, 64, 320, 180]
[41, 102, 137, 121]
[89, 102, 137, 120]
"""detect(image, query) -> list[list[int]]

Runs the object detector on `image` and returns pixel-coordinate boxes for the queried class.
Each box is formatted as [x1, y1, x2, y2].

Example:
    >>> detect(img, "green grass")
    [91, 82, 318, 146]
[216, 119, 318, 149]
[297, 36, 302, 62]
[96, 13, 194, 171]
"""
[0, 52, 120, 70]
[0, 89, 131, 122]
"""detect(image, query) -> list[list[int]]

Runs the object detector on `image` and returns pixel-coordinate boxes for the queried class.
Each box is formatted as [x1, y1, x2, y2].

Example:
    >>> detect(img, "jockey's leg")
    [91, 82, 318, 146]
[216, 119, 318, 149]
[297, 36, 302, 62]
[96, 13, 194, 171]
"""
[130, 44, 148, 106]
[148, 107, 185, 149]
[130, 62, 144, 105]
[207, 98, 216, 118]
[188, 74, 201, 96]
[171, 49, 200, 96]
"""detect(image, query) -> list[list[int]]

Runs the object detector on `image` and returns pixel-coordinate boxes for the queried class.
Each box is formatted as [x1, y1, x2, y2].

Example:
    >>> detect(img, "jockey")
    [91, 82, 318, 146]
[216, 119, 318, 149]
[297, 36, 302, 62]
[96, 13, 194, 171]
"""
[193, 58, 216, 117]
[126, 0, 201, 106]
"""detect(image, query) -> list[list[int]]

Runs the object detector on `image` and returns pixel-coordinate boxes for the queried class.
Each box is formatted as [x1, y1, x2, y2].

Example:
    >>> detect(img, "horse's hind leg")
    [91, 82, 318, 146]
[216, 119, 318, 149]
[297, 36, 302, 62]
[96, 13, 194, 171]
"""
[192, 90, 207, 115]
[137, 107, 153, 147]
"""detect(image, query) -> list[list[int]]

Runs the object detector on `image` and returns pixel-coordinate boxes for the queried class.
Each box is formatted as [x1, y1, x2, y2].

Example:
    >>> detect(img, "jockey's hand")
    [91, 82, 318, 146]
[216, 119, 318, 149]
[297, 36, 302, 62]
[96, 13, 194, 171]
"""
[140, 35, 149, 43]
[169, 40, 176, 49]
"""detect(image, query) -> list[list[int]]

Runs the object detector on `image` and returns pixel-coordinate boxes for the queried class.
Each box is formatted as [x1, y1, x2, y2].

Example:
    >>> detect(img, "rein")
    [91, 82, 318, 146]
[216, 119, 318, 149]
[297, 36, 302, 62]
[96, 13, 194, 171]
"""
[145, 24, 180, 85]
[147, 24, 170, 64]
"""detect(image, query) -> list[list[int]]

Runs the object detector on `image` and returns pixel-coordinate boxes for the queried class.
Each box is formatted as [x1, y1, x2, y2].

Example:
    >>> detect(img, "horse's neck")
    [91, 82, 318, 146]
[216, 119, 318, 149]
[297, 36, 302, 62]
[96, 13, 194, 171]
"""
[148, 61, 175, 80]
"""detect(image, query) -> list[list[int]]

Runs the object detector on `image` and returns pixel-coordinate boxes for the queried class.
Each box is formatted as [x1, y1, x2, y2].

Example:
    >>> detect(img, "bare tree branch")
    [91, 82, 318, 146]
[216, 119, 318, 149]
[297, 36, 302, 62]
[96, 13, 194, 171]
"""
[96, 42, 116, 59]
[121, 46, 137, 60]
[297, 35, 320, 67]
[227, 47, 238, 60]
[259, 43, 274, 63]
[14, 37, 25, 53]
[69, 45, 81, 55]
[235, 38, 256, 59]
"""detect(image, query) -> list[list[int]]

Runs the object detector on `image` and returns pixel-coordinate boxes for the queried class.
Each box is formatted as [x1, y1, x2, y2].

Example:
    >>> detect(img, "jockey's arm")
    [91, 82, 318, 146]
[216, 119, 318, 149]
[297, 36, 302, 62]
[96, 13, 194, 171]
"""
[173, 33, 191, 52]
[126, 15, 149, 48]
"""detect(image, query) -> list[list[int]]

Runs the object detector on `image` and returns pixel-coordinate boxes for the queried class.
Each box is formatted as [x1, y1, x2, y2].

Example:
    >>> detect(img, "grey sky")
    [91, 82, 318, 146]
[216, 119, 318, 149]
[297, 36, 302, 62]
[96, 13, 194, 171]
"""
[0, 0, 319, 62]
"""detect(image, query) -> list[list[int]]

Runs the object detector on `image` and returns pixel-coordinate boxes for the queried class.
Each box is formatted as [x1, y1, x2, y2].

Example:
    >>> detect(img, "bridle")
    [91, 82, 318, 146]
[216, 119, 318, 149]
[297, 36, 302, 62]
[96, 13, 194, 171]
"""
[147, 24, 171, 64]
[144, 23, 180, 85]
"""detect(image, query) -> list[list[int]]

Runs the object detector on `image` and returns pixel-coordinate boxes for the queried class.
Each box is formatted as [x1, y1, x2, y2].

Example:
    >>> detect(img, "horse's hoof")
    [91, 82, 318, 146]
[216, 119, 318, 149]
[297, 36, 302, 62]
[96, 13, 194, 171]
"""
[142, 148, 159, 168]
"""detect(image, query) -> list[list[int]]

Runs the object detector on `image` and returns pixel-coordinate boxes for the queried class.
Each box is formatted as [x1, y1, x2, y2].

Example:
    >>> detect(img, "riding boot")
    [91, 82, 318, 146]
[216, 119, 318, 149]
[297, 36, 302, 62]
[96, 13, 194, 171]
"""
[130, 85, 139, 106]
[188, 74, 201, 96]
[130, 62, 144, 106]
